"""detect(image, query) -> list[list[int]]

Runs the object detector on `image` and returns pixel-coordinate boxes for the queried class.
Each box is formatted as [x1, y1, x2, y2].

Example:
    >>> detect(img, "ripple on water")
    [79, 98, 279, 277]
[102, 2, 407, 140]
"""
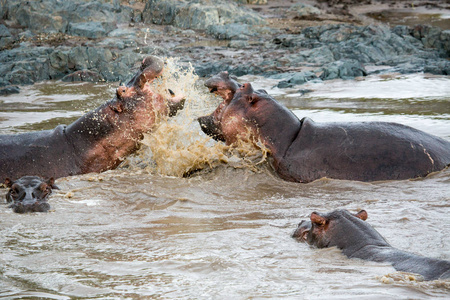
[0, 60, 449, 298]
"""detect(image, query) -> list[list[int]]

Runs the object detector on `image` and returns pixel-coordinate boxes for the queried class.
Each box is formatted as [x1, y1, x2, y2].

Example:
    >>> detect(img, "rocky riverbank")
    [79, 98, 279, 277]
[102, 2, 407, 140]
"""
[0, 0, 449, 95]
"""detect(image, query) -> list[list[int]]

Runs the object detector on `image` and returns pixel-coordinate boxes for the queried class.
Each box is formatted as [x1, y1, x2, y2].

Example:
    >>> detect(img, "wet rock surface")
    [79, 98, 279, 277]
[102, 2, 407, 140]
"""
[0, 0, 449, 95]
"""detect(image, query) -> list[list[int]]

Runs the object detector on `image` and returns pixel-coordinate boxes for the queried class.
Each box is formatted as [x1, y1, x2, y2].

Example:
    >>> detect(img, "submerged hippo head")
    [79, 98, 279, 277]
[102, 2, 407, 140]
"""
[292, 209, 389, 253]
[199, 82, 299, 153]
[5, 176, 58, 213]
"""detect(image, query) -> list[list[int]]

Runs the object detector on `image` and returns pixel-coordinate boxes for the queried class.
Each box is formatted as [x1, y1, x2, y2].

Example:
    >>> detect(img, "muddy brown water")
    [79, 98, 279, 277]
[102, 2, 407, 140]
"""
[366, 10, 450, 30]
[0, 65, 449, 298]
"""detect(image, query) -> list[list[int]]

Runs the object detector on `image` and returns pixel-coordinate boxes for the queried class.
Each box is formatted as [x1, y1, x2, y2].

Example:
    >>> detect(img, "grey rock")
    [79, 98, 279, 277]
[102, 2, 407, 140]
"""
[143, 0, 264, 30]
[229, 40, 249, 48]
[108, 28, 136, 38]
[0, 85, 20, 95]
[320, 59, 367, 80]
[288, 3, 321, 18]
[0, 24, 11, 37]
[277, 71, 319, 88]
[207, 23, 250, 40]
[68, 22, 116, 39]
[62, 70, 104, 82]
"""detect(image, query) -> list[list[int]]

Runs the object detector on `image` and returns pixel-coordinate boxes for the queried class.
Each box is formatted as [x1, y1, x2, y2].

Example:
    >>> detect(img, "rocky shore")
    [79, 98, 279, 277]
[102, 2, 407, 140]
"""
[0, 0, 449, 95]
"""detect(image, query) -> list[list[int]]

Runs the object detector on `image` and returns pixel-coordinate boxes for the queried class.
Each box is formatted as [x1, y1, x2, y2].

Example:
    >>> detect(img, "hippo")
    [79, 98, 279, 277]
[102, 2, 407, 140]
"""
[4, 176, 57, 213]
[292, 209, 450, 281]
[198, 75, 450, 182]
[0, 56, 185, 182]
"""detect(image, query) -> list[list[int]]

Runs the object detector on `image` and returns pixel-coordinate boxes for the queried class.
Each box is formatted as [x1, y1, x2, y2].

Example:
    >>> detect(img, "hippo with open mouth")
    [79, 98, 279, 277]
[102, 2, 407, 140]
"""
[292, 209, 450, 281]
[0, 56, 185, 182]
[198, 73, 450, 182]
[5, 176, 57, 213]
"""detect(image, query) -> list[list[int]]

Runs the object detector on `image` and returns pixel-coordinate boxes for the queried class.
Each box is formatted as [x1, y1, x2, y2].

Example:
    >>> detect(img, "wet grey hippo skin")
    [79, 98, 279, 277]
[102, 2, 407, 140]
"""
[199, 75, 450, 182]
[292, 209, 450, 281]
[5, 176, 58, 213]
[0, 56, 185, 182]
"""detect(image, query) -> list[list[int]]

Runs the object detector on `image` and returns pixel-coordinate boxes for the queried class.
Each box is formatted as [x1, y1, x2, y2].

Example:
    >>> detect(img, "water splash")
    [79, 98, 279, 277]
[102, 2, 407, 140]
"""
[121, 57, 268, 177]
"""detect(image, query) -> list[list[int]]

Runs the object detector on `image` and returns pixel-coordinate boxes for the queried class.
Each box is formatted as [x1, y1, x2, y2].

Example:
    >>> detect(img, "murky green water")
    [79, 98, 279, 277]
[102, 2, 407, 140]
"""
[0, 73, 449, 299]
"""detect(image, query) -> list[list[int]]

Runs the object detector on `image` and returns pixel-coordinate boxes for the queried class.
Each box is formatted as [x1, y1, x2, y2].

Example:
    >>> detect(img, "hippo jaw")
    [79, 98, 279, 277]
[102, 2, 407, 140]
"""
[5, 176, 56, 213]
[10, 201, 51, 213]
[198, 115, 226, 142]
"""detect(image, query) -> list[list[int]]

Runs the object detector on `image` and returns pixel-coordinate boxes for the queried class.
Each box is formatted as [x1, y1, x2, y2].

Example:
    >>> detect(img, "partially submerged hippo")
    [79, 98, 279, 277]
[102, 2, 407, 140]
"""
[5, 176, 57, 213]
[292, 209, 450, 281]
[0, 56, 184, 182]
[199, 74, 450, 182]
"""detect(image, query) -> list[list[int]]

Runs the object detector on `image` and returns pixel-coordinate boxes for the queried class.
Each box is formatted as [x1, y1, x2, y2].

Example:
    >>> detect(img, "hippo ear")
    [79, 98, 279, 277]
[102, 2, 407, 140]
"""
[247, 94, 258, 104]
[47, 177, 59, 190]
[310, 212, 327, 226]
[355, 210, 368, 221]
[4, 178, 13, 188]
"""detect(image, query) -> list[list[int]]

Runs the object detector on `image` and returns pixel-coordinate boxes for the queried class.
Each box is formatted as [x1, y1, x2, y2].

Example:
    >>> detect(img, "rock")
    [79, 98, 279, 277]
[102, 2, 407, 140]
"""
[235, 0, 268, 4]
[142, 0, 264, 30]
[320, 59, 367, 80]
[49, 50, 69, 74]
[0, 85, 20, 95]
[68, 22, 116, 39]
[277, 71, 320, 88]
[0, 24, 11, 37]
[229, 40, 249, 48]
[108, 28, 136, 38]
[288, 3, 321, 18]
[62, 70, 104, 82]
[207, 23, 251, 40]
[6, 0, 133, 33]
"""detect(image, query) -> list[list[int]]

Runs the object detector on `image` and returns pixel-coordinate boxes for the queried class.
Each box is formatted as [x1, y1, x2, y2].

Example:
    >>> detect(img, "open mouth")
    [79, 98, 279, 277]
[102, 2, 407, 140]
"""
[209, 87, 218, 93]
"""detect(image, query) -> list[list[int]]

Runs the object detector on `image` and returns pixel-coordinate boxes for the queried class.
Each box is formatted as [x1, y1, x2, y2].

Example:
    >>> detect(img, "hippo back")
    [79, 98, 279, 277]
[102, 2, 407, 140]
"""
[278, 118, 450, 182]
[0, 125, 80, 182]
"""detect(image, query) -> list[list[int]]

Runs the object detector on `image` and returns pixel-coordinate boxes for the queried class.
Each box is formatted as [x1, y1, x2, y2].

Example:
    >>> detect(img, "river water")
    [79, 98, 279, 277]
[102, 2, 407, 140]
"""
[0, 63, 449, 299]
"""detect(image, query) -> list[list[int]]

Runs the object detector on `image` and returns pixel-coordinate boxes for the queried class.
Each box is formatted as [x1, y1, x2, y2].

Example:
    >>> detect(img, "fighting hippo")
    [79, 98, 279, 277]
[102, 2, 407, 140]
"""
[198, 74, 450, 182]
[5, 176, 57, 213]
[292, 209, 450, 281]
[0, 56, 184, 182]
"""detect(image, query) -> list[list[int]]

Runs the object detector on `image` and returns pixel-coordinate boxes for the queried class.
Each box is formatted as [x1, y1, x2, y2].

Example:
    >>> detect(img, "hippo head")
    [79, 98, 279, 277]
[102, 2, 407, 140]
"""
[292, 209, 380, 250]
[199, 82, 299, 154]
[205, 71, 241, 103]
[5, 176, 58, 213]
[199, 83, 264, 145]
[108, 56, 185, 124]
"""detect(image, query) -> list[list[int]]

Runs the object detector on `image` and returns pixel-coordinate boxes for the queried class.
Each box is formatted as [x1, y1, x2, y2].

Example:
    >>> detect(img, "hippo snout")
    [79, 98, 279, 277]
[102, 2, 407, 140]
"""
[9, 190, 50, 213]
[11, 200, 50, 213]
[198, 115, 225, 142]
[292, 220, 312, 241]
